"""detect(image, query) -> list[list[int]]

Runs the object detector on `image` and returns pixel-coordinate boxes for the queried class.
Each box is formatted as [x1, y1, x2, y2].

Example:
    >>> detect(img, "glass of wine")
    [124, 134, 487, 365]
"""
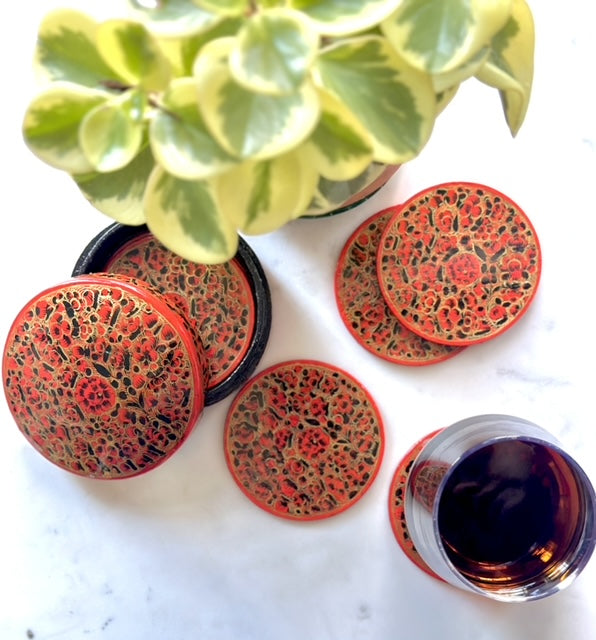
[404, 415, 596, 602]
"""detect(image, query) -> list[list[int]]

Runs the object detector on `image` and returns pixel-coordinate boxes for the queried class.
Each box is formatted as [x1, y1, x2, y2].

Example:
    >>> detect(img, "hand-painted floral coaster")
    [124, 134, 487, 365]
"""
[388, 430, 445, 581]
[224, 360, 384, 520]
[335, 208, 464, 365]
[377, 183, 542, 346]
[2, 274, 205, 479]
[72, 223, 271, 405]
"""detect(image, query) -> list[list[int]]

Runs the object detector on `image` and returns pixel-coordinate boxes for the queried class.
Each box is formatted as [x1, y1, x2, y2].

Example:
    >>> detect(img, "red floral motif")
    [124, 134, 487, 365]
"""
[335, 209, 462, 365]
[298, 427, 330, 459]
[435, 207, 456, 232]
[378, 183, 541, 345]
[74, 377, 116, 414]
[501, 254, 529, 280]
[106, 233, 255, 389]
[2, 276, 203, 479]
[225, 360, 384, 520]
[446, 252, 482, 286]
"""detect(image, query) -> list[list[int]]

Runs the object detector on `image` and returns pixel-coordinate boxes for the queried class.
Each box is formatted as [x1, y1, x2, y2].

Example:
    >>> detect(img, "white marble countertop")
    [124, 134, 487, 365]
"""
[2, 2, 596, 638]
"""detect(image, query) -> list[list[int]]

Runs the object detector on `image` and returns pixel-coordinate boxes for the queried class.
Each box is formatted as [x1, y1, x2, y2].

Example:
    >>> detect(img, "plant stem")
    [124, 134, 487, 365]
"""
[101, 80, 132, 92]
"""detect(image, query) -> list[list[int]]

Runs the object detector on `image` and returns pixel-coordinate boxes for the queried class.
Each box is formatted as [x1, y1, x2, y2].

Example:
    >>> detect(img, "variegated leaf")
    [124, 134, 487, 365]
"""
[195, 59, 320, 160]
[381, 0, 512, 74]
[192, 0, 250, 16]
[150, 78, 236, 179]
[23, 83, 108, 174]
[74, 144, 154, 225]
[192, 36, 236, 75]
[230, 9, 318, 95]
[126, 0, 220, 36]
[304, 90, 373, 180]
[435, 85, 459, 115]
[289, 0, 401, 36]
[96, 20, 171, 91]
[475, 0, 534, 135]
[144, 166, 239, 263]
[217, 150, 319, 234]
[431, 47, 489, 93]
[79, 91, 145, 172]
[316, 36, 435, 164]
[34, 9, 120, 88]
[157, 18, 243, 77]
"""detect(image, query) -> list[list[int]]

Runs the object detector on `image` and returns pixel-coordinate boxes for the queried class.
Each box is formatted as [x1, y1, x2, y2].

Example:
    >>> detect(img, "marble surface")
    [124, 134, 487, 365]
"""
[2, 2, 596, 638]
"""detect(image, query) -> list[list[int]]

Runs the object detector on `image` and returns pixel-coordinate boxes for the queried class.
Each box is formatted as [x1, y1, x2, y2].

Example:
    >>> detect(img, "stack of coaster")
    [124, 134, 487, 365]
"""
[335, 182, 542, 365]
[2, 224, 272, 480]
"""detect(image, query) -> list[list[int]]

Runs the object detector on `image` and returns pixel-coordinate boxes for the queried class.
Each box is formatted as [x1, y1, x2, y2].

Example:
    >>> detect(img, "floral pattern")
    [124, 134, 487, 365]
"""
[2, 275, 204, 479]
[378, 183, 541, 345]
[388, 430, 444, 581]
[106, 233, 256, 390]
[335, 209, 464, 365]
[225, 360, 384, 520]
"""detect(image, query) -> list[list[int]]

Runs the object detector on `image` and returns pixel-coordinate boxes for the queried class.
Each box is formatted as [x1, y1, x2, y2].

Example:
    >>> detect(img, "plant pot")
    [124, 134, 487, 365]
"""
[303, 164, 400, 219]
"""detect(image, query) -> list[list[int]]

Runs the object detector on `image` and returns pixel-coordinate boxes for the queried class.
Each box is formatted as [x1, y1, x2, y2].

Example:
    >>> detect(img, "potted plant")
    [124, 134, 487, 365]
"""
[22, 0, 534, 264]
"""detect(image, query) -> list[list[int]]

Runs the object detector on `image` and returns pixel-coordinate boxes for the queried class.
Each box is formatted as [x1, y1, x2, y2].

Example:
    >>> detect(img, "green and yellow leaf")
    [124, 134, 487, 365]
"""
[303, 90, 373, 180]
[217, 149, 319, 234]
[23, 83, 108, 174]
[435, 84, 459, 115]
[79, 92, 145, 172]
[195, 59, 320, 160]
[431, 46, 489, 93]
[192, 36, 236, 74]
[144, 166, 238, 263]
[150, 78, 236, 179]
[74, 144, 154, 225]
[316, 36, 435, 164]
[34, 9, 121, 88]
[192, 0, 250, 17]
[96, 19, 171, 91]
[230, 8, 319, 95]
[381, 0, 512, 74]
[157, 17, 243, 77]
[126, 0, 220, 37]
[289, 0, 401, 36]
[475, 0, 534, 135]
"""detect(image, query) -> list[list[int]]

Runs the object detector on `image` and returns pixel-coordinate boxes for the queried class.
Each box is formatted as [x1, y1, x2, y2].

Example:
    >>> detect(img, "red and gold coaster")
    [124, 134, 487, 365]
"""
[2, 274, 205, 479]
[105, 232, 255, 393]
[335, 208, 464, 365]
[224, 360, 384, 520]
[377, 183, 541, 346]
[388, 430, 445, 581]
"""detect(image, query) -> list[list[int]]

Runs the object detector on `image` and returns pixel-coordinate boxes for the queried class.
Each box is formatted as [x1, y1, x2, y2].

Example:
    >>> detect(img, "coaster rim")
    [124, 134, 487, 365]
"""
[335, 207, 464, 366]
[72, 222, 272, 405]
[388, 429, 445, 581]
[224, 358, 385, 522]
[377, 182, 542, 346]
[2, 274, 205, 479]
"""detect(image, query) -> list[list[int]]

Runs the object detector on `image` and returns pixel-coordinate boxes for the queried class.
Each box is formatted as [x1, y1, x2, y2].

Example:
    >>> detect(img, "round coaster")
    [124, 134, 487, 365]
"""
[72, 223, 271, 405]
[2, 274, 205, 479]
[377, 183, 542, 346]
[224, 360, 384, 520]
[388, 430, 445, 581]
[335, 208, 464, 365]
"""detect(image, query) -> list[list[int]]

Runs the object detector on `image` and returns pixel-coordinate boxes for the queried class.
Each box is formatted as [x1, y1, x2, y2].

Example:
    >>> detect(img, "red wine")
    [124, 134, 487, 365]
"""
[438, 439, 585, 590]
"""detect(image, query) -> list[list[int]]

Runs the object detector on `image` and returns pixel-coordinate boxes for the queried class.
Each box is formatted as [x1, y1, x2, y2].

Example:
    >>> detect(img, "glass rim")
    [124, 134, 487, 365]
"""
[426, 428, 596, 601]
